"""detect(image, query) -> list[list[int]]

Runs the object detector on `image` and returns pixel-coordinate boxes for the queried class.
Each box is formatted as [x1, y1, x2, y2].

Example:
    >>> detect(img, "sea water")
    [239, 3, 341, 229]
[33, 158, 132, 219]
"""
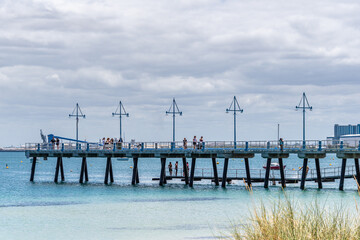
[0, 152, 359, 240]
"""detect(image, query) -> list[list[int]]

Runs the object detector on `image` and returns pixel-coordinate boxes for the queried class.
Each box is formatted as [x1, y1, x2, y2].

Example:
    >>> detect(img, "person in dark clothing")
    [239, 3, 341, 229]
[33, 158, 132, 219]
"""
[50, 137, 55, 149]
[168, 162, 173, 176]
[279, 138, 284, 152]
[175, 161, 178, 176]
[56, 138, 60, 150]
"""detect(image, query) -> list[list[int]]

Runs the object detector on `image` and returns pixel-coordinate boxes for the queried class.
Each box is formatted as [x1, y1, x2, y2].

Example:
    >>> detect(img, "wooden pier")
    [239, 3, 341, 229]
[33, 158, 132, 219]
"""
[25, 140, 360, 190]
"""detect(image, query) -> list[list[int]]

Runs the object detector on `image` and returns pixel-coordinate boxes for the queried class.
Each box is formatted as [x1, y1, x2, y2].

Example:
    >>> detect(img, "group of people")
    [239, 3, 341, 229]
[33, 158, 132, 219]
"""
[50, 137, 60, 149]
[183, 136, 204, 150]
[167, 161, 189, 176]
[101, 137, 123, 149]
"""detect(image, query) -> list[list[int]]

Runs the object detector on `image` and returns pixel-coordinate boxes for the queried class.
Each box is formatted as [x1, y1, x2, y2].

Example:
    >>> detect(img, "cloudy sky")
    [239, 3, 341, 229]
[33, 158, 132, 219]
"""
[1, 0, 360, 146]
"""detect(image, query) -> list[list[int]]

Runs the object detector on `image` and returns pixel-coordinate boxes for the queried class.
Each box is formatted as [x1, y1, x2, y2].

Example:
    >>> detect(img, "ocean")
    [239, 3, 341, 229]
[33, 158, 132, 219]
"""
[1, 151, 359, 240]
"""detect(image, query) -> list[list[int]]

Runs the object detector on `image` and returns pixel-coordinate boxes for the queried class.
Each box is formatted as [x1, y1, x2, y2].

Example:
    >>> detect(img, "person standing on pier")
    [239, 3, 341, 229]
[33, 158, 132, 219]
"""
[279, 138, 284, 152]
[56, 138, 60, 150]
[168, 162, 173, 176]
[199, 136, 204, 149]
[175, 161, 178, 176]
[183, 138, 188, 149]
[118, 137, 123, 149]
[193, 136, 197, 150]
[50, 137, 55, 149]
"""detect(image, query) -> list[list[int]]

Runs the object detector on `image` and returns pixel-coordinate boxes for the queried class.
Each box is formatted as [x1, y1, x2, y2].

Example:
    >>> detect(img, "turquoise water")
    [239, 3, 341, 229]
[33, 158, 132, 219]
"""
[1, 152, 359, 240]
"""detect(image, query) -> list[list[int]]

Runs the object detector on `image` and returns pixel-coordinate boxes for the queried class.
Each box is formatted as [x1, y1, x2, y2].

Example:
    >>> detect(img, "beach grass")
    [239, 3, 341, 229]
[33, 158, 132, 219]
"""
[224, 196, 360, 240]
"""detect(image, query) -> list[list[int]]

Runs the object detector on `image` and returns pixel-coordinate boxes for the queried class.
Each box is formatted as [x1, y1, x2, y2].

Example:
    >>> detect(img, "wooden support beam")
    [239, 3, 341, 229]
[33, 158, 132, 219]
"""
[30, 157, 37, 182]
[211, 157, 219, 186]
[104, 157, 110, 184]
[264, 158, 271, 188]
[109, 158, 114, 183]
[60, 157, 65, 181]
[339, 158, 347, 191]
[54, 157, 60, 183]
[163, 162, 167, 184]
[83, 158, 88, 182]
[244, 158, 252, 188]
[222, 158, 229, 188]
[159, 158, 166, 186]
[355, 158, 360, 189]
[132, 158, 138, 185]
[80, 157, 85, 184]
[136, 168, 140, 184]
[300, 158, 308, 190]
[279, 158, 286, 188]
[315, 158, 322, 189]
[182, 157, 189, 185]
[189, 158, 196, 187]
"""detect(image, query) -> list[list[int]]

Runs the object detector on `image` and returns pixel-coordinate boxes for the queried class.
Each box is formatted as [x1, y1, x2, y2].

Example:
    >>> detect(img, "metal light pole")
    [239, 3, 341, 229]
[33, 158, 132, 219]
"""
[226, 96, 243, 149]
[166, 98, 182, 142]
[112, 101, 129, 140]
[295, 92, 312, 145]
[69, 103, 85, 143]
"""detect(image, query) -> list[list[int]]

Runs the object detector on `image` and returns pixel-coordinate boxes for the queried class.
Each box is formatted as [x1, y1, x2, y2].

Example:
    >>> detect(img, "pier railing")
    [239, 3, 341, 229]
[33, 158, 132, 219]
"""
[173, 165, 357, 181]
[25, 139, 360, 152]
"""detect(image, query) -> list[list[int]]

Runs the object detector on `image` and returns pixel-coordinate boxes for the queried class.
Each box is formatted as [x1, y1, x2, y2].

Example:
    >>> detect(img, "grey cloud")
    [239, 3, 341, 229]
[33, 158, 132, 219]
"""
[0, 0, 360, 146]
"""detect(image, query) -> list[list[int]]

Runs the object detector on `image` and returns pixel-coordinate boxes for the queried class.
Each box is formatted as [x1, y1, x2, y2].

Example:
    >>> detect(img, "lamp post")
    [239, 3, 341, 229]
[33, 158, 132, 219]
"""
[69, 103, 85, 147]
[112, 101, 129, 141]
[226, 96, 243, 149]
[166, 98, 182, 143]
[295, 92, 313, 148]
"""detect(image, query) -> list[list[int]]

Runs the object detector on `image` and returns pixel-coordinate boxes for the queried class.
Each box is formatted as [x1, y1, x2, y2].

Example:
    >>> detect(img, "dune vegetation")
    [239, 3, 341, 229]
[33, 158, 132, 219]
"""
[224, 196, 360, 240]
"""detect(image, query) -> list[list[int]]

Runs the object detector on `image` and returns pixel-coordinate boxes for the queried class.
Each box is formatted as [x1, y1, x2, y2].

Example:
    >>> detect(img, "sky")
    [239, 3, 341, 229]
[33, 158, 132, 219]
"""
[1, 0, 360, 147]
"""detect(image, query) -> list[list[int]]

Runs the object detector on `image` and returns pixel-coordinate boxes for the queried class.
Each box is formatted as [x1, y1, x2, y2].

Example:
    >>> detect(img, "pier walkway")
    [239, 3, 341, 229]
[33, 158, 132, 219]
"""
[25, 140, 360, 190]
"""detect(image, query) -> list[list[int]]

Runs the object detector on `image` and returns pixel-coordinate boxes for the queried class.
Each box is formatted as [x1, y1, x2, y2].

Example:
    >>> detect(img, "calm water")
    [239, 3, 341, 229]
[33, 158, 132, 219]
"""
[1, 152, 359, 240]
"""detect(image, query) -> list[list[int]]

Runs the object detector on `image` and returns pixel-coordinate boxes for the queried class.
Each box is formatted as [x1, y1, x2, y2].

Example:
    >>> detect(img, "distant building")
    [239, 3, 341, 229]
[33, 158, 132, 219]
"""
[339, 134, 360, 147]
[334, 124, 360, 140]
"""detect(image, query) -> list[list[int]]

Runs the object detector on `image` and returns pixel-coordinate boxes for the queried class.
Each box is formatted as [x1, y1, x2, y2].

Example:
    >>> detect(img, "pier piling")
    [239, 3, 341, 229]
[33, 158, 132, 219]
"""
[264, 158, 271, 188]
[132, 158, 138, 185]
[109, 158, 114, 183]
[315, 158, 322, 189]
[136, 168, 140, 184]
[244, 158, 252, 188]
[211, 157, 219, 186]
[30, 157, 37, 182]
[182, 157, 189, 185]
[222, 158, 229, 188]
[339, 158, 347, 190]
[60, 157, 65, 182]
[355, 158, 360, 189]
[189, 158, 196, 187]
[104, 157, 113, 184]
[279, 158, 286, 188]
[79, 157, 85, 183]
[300, 158, 308, 190]
[159, 158, 166, 186]
[54, 157, 61, 183]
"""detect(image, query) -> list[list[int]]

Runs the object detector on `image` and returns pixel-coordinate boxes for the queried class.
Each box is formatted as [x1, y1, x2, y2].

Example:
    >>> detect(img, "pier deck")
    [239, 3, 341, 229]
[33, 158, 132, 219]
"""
[25, 140, 360, 190]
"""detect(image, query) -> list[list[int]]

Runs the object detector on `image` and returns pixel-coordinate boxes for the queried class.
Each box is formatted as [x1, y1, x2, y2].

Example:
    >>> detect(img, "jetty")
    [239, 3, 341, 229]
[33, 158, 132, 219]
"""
[25, 139, 360, 190]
